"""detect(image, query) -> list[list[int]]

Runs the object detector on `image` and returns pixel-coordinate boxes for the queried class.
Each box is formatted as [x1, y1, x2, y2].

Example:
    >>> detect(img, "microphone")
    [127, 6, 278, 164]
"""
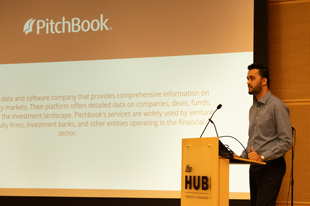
[199, 104, 222, 138]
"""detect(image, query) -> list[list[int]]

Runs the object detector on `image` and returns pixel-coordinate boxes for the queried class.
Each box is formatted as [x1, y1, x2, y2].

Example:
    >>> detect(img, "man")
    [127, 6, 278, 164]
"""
[240, 63, 293, 206]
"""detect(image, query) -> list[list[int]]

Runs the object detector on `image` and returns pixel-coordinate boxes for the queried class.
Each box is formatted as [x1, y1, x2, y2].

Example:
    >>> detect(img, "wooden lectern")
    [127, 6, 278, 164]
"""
[181, 137, 265, 206]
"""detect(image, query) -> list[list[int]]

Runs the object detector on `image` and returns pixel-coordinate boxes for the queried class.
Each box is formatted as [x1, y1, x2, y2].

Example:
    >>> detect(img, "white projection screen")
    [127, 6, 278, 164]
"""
[0, 0, 253, 199]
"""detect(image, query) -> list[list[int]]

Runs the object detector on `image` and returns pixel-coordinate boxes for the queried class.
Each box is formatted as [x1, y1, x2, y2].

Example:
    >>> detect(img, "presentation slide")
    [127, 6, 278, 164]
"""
[0, 0, 254, 198]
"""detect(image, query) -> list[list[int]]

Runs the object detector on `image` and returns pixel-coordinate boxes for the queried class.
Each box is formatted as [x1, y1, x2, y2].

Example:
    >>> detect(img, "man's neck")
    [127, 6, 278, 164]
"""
[255, 88, 270, 101]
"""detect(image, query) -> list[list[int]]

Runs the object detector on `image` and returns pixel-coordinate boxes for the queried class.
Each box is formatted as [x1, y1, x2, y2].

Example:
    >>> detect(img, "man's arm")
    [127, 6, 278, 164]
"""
[262, 103, 293, 160]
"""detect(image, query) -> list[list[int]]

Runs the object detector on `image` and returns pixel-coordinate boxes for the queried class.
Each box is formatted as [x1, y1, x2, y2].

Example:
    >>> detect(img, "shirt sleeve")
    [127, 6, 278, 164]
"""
[262, 102, 293, 160]
[240, 149, 248, 159]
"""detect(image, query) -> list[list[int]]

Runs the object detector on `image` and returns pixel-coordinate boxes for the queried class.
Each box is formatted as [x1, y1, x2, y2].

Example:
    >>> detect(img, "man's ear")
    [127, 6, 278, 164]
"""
[262, 77, 268, 86]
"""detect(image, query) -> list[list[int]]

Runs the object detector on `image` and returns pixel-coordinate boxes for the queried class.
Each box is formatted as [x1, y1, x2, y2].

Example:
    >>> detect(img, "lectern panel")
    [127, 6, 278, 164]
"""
[181, 137, 226, 206]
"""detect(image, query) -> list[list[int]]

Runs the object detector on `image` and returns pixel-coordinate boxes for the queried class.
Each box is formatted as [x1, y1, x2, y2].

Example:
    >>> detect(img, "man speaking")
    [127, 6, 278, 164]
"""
[240, 63, 293, 206]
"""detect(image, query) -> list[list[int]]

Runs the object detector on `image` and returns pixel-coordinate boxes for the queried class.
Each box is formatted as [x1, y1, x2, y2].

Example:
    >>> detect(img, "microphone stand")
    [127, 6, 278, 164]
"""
[209, 119, 219, 137]
[199, 104, 222, 138]
[291, 127, 296, 206]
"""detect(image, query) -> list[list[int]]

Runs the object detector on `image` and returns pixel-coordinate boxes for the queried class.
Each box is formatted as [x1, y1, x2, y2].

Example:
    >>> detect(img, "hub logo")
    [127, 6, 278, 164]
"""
[185, 175, 209, 190]
[23, 14, 109, 35]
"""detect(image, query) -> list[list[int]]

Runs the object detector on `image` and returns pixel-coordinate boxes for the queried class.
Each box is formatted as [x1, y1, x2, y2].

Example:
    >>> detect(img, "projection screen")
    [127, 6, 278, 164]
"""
[0, 0, 253, 199]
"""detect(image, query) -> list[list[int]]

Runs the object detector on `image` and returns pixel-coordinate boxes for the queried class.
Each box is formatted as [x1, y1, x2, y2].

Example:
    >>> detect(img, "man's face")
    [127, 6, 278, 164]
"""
[247, 69, 263, 95]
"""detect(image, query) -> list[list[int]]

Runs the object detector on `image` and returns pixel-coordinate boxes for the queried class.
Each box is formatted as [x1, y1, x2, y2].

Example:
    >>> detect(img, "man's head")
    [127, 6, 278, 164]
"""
[247, 63, 269, 97]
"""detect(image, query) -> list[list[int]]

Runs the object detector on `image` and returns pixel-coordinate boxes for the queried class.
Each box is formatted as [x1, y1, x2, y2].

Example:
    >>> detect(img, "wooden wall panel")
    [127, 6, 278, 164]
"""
[268, 0, 310, 205]
[268, 1, 310, 100]
[268, 2, 310, 99]
[277, 104, 310, 204]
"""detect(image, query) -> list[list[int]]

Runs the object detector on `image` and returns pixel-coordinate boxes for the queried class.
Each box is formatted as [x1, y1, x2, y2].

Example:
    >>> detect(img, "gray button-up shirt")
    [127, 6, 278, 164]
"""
[240, 91, 293, 161]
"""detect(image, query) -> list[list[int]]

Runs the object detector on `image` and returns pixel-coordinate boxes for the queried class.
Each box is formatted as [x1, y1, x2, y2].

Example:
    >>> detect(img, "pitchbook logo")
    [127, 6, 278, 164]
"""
[23, 14, 110, 35]
[23, 18, 36, 35]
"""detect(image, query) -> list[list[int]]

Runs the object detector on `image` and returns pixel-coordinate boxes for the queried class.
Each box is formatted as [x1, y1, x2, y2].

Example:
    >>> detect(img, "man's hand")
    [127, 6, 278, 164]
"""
[248, 148, 263, 162]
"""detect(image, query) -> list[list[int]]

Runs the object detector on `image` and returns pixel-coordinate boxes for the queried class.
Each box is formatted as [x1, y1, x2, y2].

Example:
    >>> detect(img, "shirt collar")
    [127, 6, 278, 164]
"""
[253, 91, 272, 105]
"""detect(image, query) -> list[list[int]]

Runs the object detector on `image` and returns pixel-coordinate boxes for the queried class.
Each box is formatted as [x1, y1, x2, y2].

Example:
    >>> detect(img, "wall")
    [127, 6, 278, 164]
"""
[268, 0, 310, 205]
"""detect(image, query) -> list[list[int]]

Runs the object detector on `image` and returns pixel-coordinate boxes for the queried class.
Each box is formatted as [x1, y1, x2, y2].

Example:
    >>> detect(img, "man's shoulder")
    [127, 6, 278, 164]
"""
[268, 93, 288, 109]
[269, 93, 283, 103]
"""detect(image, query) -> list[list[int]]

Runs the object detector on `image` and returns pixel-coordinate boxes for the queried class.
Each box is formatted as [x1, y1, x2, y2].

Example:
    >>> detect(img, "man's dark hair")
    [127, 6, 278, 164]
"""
[248, 63, 270, 88]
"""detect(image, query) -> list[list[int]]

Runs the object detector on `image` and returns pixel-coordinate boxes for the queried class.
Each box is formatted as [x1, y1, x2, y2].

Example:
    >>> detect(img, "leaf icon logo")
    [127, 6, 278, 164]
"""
[23, 18, 36, 35]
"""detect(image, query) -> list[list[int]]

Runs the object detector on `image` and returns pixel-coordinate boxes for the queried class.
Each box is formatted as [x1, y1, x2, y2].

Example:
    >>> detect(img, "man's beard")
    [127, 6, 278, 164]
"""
[248, 81, 262, 95]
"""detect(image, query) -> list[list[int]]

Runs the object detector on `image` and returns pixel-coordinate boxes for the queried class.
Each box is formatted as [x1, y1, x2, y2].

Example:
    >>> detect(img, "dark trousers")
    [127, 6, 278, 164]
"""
[249, 156, 286, 206]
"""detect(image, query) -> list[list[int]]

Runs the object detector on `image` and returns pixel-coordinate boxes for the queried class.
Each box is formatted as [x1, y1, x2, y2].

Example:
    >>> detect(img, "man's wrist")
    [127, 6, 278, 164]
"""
[260, 154, 265, 161]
